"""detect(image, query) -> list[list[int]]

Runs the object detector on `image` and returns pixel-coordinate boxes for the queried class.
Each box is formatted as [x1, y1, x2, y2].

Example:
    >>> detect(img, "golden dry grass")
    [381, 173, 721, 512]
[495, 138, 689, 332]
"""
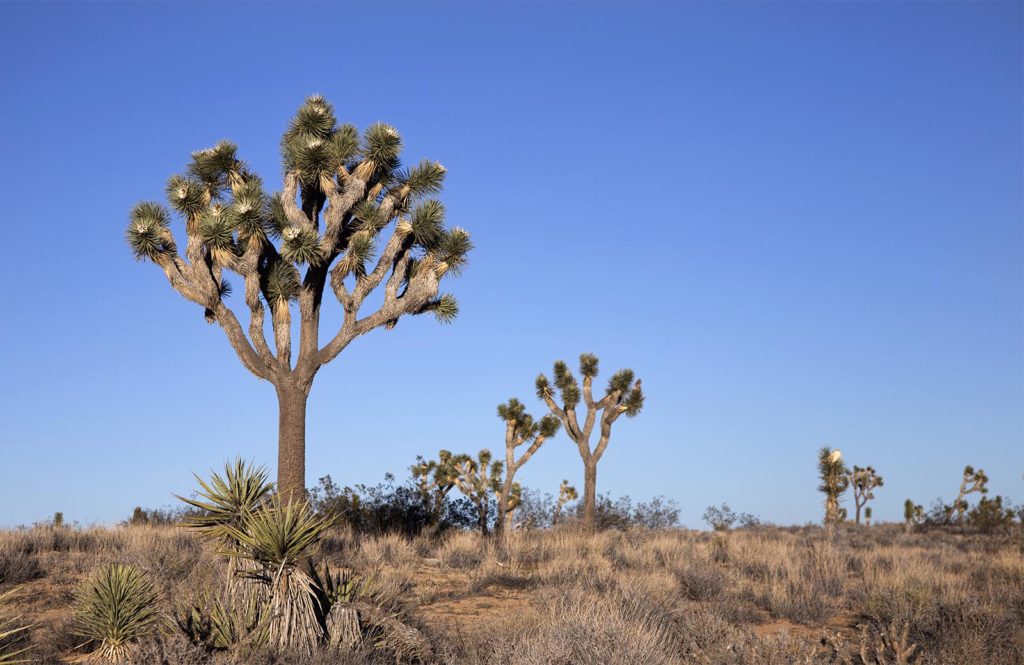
[0, 523, 1021, 664]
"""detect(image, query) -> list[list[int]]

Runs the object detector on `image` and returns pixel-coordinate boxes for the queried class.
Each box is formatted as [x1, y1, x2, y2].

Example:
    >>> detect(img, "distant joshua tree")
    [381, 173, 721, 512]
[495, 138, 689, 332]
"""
[126, 96, 471, 500]
[945, 465, 988, 524]
[454, 450, 503, 535]
[411, 450, 468, 525]
[536, 353, 644, 531]
[553, 480, 578, 525]
[494, 398, 560, 535]
[864, 507, 873, 527]
[904, 499, 924, 533]
[818, 447, 849, 528]
[849, 465, 883, 525]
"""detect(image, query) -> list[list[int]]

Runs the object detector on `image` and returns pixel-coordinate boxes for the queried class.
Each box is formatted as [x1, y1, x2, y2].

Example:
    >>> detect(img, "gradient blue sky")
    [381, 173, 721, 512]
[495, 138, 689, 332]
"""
[1, 2, 1021, 527]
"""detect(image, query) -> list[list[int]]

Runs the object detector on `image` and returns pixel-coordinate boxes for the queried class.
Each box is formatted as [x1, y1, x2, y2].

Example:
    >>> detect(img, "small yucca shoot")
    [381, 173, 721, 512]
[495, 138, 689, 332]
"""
[73, 563, 159, 663]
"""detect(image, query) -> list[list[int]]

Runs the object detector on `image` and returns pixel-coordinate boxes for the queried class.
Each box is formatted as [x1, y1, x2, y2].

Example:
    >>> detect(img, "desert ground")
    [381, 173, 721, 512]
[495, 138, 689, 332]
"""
[1, 521, 1021, 664]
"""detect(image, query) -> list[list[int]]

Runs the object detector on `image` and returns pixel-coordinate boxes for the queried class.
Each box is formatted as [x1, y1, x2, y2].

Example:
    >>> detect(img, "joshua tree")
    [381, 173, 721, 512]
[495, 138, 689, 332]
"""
[849, 465, 883, 525]
[126, 96, 471, 500]
[818, 447, 849, 528]
[552, 480, 578, 525]
[411, 450, 468, 525]
[535, 353, 644, 531]
[945, 465, 988, 524]
[454, 450, 503, 535]
[864, 506, 873, 527]
[494, 398, 560, 535]
[903, 499, 923, 533]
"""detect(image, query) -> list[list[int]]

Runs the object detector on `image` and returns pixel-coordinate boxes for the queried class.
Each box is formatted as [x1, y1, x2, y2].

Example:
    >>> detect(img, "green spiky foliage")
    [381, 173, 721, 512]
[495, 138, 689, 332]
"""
[849, 465, 884, 525]
[818, 447, 850, 528]
[553, 480, 578, 525]
[73, 564, 160, 663]
[864, 507, 873, 526]
[176, 458, 274, 549]
[127, 96, 472, 500]
[218, 495, 334, 654]
[946, 465, 989, 525]
[494, 397, 560, 534]
[410, 450, 469, 524]
[0, 590, 31, 665]
[454, 449, 503, 536]
[535, 353, 644, 531]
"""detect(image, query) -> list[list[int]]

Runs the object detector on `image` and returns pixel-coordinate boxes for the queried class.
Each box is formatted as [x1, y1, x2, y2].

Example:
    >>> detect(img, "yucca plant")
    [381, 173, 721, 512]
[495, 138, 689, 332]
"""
[222, 495, 335, 654]
[0, 589, 31, 665]
[849, 464, 883, 525]
[454, 449, 504, 536]
[73, 563, 160, 663]
[177, 458, 274, 545]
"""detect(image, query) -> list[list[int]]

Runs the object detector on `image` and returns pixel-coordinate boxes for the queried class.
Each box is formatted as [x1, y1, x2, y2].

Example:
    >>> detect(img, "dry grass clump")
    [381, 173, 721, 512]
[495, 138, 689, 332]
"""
[1, 523, 1021, 664]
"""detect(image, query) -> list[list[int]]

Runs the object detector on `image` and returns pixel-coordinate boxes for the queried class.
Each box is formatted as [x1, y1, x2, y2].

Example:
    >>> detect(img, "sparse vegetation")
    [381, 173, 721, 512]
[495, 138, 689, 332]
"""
[2, 521, 1021, 664]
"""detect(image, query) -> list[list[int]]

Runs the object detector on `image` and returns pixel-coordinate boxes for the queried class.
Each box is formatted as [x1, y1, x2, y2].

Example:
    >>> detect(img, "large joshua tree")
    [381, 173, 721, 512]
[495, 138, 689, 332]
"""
[126, 96, 471, 499]
[535, 353, 644, 531]
[494, 398, 560, 535]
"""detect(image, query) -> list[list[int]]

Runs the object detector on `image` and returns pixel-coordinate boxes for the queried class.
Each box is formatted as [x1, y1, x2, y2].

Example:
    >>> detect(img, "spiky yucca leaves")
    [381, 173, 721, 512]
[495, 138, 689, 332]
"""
[494, 397, 560, 534]
[535, 353, 645, 531]
[221, 496, 334, 654]
[818, 447, 850, 529]
[73, 564, 160, 663]
[0, 590, 31, 665]
[455, 449, 503, 536]
[177, 458, 274, 548]
[849, 465, 884, 525]
[126, 95, 472, 501]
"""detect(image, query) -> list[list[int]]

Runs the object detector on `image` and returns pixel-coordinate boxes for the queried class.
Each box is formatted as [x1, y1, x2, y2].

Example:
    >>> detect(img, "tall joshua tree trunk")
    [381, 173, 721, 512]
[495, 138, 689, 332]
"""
[536, 354, 644, 532]
[582, 463, 597, 529]
[127, 96, 472, 501]
[277, 383, 310, 501]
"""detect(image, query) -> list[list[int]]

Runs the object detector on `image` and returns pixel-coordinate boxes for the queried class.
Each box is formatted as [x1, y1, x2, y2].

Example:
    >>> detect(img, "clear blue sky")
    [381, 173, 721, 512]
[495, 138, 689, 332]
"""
[0, 2, 1020, 527]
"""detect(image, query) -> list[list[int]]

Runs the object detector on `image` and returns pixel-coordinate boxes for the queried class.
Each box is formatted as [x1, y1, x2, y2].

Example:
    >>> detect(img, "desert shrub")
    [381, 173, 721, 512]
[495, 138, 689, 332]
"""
[967, 496, 1018, 534]
[0, 544, 43, 586]
[310, 474, 476, 537]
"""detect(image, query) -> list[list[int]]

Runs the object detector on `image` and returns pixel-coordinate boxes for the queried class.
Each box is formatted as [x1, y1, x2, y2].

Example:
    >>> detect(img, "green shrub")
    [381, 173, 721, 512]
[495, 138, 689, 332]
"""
[73, 563, 160, 662]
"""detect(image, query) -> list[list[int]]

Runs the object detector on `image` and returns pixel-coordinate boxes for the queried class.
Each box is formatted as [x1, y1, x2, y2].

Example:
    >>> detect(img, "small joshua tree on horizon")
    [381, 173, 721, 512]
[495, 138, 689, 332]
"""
[411, 449, 468, 526]
[454, 450, 503, 535]
[850, 465, 883, 525]
[904, 498, 924, 533]
[127, 96, 471, 500]
[818, 447, 849, 529]
[864, 506, 873, 527]
[945, 465, 989, 524]
[494, 398, 560, 535]
[553, 480, 577, 525]
[536, 353, 644, 531]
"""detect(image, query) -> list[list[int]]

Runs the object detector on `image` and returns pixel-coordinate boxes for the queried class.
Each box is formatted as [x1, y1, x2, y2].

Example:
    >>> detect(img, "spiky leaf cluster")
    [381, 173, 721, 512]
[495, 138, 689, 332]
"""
[126, 202, 174, 261]
[73, 563, 160, 663]
[552, 361, 581, 407]
[579, 353, 599, 378]
[188, 141, 240, 195]
[177, 459, 274, 547]
[0, 589, 31, 665]
[223, 495, 333, 570]
[498, 398, 560, 442]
